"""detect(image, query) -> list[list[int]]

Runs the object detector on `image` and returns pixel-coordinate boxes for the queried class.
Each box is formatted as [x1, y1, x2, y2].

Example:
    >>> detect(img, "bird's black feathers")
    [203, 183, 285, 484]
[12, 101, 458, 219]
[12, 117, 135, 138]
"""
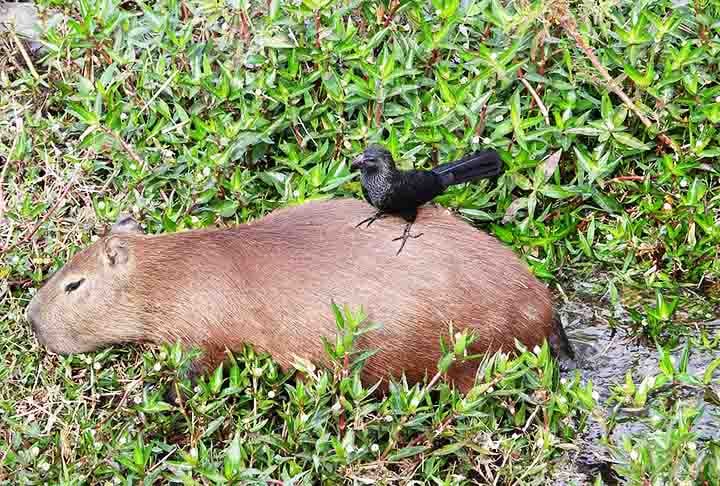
[431, 150, 502, 187]
[351, 145, 504, 255]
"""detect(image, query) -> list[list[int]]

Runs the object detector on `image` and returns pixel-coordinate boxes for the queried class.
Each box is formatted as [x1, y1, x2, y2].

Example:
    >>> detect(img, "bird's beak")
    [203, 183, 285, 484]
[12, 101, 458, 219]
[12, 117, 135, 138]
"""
[350, 155, 363, 171]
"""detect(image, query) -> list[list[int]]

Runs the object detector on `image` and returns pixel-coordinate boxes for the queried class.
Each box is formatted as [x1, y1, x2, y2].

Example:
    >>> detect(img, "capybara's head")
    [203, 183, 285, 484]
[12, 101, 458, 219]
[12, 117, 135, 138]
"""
[25, 214, 145, 354]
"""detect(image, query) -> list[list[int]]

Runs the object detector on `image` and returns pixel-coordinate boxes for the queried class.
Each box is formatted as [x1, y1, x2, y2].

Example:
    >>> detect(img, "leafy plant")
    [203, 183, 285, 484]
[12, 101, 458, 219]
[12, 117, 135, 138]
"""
[1, 0, 719, 483]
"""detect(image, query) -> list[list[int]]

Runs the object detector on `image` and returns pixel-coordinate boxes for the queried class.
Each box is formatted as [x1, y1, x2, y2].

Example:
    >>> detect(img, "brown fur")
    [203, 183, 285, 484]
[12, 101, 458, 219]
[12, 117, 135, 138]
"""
[26, 198, 557, 393]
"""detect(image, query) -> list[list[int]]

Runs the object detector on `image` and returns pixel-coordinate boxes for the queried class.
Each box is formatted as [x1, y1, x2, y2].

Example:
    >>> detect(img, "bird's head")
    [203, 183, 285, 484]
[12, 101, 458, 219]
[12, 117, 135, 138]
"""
[350, 144, 395, 173]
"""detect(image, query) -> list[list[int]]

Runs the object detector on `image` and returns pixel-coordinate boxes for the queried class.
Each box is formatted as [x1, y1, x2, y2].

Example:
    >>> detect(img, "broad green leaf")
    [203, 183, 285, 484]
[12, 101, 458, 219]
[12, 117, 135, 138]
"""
[432, 441, 466, 456]
[210, 362, 224, 394]
[510, 89, 525, 147]
[704, 357, 720, 385]
[601, 93, 613, 121]
[224, 431, 243, 479]
[539, 185, 575, 199]
[387, 446, 430, 461]
[256, 34, 294, 49]
[591, 189, 623, 214]
[624, 62, 654, 89]
[612, 131, 652, 150]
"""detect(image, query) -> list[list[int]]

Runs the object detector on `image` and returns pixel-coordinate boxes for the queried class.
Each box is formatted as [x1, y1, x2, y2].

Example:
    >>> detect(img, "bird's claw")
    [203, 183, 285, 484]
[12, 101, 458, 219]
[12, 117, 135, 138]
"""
[355, 211, 386, 229]
[393, 224, 423, 255]
[392, 233, 423, 242]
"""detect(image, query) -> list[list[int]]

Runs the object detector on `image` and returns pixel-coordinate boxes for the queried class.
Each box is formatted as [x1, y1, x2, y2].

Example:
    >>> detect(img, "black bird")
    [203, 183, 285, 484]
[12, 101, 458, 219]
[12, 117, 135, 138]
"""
[350, 145, 503, 255]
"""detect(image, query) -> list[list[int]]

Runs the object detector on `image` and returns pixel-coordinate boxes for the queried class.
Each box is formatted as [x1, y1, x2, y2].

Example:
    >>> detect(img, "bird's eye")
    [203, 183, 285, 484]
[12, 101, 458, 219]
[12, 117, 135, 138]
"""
[64, 278, 85, 293]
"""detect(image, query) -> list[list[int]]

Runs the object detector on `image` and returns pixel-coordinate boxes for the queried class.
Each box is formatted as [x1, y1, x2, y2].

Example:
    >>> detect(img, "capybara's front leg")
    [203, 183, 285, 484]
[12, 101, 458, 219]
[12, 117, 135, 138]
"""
[165, 346, 228, 405]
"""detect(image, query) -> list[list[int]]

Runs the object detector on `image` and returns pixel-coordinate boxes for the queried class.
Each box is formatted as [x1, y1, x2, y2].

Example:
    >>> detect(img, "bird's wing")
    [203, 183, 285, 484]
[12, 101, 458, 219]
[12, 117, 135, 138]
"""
[385, 171, 444, 210]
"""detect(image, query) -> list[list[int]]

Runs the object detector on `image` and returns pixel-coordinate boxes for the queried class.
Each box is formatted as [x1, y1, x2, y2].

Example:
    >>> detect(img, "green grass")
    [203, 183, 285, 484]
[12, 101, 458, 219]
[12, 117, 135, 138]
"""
[1, 0, 720, 483]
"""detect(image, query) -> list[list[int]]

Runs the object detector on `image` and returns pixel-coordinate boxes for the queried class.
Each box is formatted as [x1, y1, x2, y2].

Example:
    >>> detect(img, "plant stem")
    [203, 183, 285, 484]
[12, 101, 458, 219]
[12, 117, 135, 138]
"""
[559, 13, 679, 153]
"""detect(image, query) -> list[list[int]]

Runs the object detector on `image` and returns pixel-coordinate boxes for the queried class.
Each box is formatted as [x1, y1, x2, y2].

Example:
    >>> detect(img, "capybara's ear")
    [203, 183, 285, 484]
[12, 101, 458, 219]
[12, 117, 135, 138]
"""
[103, 235, 130, 266]
[111, 214, 143, 235]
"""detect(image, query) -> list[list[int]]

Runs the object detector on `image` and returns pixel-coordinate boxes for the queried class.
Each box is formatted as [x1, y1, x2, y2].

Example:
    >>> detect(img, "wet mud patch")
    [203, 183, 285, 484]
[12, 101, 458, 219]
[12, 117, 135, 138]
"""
[1, 1, 43, 46]
[550, 276, 720, 484]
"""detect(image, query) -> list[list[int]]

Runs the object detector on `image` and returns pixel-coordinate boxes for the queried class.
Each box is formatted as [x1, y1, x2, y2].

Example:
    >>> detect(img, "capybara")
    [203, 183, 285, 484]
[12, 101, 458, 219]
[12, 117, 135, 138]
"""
[26, 198, 566, 393]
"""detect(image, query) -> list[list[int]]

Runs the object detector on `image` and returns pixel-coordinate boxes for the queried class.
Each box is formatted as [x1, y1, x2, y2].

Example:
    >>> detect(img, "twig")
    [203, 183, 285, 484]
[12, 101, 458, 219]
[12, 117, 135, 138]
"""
[492, 451, 511, 486]
[7, 278, 33, 288]
[558, 13, 678, 153]
[10, 30, 46, 86]
[139, 71, 178, 115]
[100, 127, 150, 201]
[94, 379, 142, 431]
[521, 405, 541, 433]
[2, 219, 14, 253]
[238, 10, 251, 43]
[0, 118, 21, 222]
[425, 368, 443, 392]
[609, 175, 647, 182]
[314, 11, 321, 49]
[146, 445, 178, 474]
[519, 77, 549, 125]
[384, 0, 401, 27]
[475, 104, 488, 137]
[292, 125, 304, 147]
[0, 168, 80, 256]
[100, 127, 145, 171]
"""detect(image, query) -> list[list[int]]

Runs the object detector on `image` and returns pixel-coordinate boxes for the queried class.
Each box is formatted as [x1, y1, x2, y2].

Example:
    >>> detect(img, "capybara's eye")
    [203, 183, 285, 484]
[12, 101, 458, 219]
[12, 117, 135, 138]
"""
[64, 278, 85, 293]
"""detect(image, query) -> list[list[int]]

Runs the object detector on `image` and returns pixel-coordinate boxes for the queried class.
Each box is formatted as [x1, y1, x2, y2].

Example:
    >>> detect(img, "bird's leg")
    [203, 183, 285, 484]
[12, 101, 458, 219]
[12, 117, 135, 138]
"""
[392, 221, 424, 255]
[355, 210, 387, 229]
[392, 209, 423, 255]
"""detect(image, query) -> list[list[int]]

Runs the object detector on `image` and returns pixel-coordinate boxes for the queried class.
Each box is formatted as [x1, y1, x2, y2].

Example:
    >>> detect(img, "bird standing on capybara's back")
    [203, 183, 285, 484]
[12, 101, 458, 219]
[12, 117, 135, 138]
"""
[26, 198, 560, 393]
[351, 145, 503, 254]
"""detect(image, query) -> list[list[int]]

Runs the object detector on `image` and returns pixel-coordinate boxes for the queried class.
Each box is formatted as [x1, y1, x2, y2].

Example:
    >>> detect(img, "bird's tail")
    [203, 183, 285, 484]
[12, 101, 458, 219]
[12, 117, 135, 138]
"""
[431, 150, 503, 187]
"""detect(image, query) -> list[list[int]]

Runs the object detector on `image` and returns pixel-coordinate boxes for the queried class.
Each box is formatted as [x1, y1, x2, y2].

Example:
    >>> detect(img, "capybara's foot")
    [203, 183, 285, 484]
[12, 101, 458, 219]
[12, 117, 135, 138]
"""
[548, 314, 579, 371]
[164, 358, 207, 405]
